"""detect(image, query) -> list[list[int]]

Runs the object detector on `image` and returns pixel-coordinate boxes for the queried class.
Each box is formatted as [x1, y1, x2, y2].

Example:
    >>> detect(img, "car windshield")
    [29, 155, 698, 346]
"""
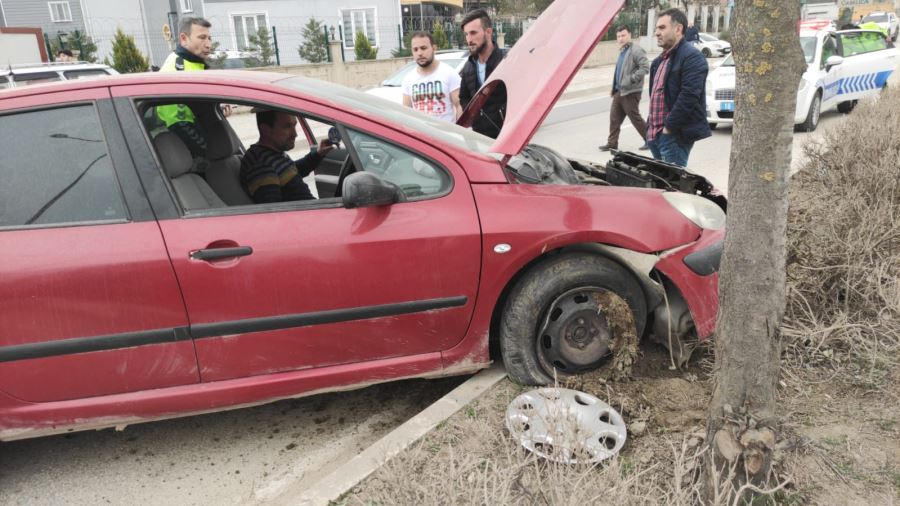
[863, 14, 888, 23]
[800, 36, 817, 63]
[699, 33, 716, 42]
[278, 76, 495, 156]
[721, 54, 734, 66]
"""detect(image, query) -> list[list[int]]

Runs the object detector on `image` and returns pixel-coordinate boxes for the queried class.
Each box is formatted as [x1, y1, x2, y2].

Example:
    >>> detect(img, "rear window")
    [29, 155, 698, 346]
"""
[63, 69, 111, 80]
[12, 72, 62, 86]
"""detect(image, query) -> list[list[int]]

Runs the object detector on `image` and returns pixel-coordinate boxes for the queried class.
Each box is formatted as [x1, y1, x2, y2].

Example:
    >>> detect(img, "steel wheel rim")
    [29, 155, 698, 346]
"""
[535, 286, 620, 377]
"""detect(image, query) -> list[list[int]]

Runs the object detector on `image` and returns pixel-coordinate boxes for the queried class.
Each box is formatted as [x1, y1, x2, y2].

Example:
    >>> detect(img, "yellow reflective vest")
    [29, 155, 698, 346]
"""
[156, 52, 206, 127]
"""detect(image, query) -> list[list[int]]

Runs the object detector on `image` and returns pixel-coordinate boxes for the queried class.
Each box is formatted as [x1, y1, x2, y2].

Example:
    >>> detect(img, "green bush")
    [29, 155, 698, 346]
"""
[298, 17, 328, 63]
[246, 26, 276, 67]
[354, 31, 377, 60]
[433, 22, 450, 50]
[392, 31, 414, 58]
[107, 27, 149, 73]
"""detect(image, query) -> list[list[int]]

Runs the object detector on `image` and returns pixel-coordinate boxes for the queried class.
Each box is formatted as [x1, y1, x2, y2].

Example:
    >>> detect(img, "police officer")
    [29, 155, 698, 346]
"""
[157, 17, 218, 158]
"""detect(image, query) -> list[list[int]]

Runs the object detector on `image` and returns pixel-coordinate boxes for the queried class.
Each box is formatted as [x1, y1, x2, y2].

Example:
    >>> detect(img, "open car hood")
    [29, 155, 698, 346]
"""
[457, 0, 624, 156]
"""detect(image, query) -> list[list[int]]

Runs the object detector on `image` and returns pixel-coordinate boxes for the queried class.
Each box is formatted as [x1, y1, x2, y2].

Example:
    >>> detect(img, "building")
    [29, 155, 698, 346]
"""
[0, 0, 201, 66]
[201, 0, 403, 64]
[0, 0, 88, 54]
[400, 0, 462, 32]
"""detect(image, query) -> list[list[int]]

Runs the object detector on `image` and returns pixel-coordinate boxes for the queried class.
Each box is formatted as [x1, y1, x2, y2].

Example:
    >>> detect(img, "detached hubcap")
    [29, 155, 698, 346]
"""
[537, 287, 616, 374]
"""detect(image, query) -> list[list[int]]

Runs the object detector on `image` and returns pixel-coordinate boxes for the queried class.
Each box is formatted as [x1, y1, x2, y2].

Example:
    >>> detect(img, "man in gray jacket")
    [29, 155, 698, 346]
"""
[600, 25, 650, 151]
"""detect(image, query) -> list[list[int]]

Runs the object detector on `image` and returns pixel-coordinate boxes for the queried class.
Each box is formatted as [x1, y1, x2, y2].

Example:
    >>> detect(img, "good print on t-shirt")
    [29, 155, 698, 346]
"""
[401, 62, 462, 123]
[411, 80, 448, 116]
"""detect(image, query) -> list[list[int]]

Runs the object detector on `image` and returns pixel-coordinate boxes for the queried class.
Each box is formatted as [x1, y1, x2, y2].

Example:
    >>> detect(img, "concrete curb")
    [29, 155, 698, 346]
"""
[266, 364, 508, 506]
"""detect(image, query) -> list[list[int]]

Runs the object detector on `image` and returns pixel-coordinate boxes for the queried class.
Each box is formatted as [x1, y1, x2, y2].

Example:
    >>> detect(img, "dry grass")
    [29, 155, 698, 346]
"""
[784, 88, 900, 374]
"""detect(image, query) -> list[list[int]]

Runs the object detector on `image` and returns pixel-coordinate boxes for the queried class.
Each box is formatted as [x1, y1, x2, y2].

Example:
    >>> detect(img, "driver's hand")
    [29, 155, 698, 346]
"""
[317, 138, 336, 156]
[221, 104, 233, 117]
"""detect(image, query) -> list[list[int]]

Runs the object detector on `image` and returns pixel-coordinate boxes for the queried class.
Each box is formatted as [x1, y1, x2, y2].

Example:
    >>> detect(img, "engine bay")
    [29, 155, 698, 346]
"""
[506, 144, 727, 211]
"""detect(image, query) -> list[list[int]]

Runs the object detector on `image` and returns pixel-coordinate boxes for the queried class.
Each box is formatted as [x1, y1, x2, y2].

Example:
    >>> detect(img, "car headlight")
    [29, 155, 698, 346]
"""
[663, 192, 726, 230]
[798, 79, 809, 93]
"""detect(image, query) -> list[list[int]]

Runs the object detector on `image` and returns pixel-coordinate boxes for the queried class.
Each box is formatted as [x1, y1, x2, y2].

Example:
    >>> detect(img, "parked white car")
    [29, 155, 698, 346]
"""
[0, 62, 117, 90]
[366, 50, 467, 103]
[705, 28, 898, 131]
[861, 11, 899, 41]
[694, 33, 732, 58]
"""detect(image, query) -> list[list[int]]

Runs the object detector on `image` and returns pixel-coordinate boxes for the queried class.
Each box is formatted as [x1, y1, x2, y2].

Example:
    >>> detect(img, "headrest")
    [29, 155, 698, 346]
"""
[153, 132, 193, 178]
[206, 120, 238, 160]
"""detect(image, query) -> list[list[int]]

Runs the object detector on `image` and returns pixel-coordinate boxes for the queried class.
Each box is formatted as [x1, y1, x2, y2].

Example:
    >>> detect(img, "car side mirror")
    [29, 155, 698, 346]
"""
[342, 171, 407, 209]
[825, 55, 844, 71]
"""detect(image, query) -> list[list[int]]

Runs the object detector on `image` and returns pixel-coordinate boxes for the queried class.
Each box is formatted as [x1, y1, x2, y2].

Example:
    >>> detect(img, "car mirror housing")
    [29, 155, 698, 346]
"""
[342, 171, 407, 209]
[825, 55, 844, 71]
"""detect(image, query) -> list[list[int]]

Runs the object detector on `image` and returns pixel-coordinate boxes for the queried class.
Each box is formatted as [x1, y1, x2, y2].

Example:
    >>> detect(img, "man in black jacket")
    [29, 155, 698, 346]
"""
[646, 8, 711, 166]
[458, 9, 507, 139]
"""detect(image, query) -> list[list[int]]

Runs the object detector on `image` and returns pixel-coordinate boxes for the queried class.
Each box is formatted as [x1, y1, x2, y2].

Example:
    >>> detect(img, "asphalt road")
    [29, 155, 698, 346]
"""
[0, 376, 465, 505]
[0, 74, 849, 505]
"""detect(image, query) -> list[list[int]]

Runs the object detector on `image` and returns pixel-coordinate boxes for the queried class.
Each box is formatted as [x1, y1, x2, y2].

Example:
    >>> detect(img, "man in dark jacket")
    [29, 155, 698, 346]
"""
[458, 9, 507, 138]
[646, 8, 711, 166]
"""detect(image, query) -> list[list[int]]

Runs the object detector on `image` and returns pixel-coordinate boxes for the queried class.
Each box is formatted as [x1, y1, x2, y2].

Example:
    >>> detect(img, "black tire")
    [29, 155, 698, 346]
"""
[837, 100, 856, 114]
[709, 122, 718, 130]
[702, 47, 712, 58]
[499, 253, 647, 385]
[799, 91, 821, 132]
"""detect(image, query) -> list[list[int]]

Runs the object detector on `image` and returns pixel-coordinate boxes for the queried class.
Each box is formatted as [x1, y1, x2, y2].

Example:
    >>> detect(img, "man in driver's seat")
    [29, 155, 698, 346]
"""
[240, 110, 335, 203]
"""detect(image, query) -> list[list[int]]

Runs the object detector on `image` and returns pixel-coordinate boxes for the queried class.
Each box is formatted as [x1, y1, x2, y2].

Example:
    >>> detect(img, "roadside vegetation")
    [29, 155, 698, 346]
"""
[342, 88, 900, 505]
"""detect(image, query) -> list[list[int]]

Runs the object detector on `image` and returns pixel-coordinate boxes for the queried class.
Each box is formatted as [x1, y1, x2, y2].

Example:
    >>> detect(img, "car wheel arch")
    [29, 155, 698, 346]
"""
[486, 242, 664, 357]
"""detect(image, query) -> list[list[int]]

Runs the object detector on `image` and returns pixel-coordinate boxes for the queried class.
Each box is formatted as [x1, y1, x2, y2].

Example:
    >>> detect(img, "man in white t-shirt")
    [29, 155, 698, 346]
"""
[402, 31, 462, 123]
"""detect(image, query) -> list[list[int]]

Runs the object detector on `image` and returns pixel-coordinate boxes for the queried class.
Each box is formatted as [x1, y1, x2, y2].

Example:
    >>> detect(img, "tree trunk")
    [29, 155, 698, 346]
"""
[704, 0, 805, 499]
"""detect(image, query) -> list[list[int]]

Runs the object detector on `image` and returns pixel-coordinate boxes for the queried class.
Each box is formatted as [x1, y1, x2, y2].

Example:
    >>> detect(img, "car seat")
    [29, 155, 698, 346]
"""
[153, 131, 226, 210]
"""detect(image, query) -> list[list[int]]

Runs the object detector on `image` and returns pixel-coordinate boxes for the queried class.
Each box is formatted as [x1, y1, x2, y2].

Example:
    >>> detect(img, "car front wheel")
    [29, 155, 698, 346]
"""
[799, 91, 821, 132]
[499, 254, 647, 385]
[702, 47, 711, 58]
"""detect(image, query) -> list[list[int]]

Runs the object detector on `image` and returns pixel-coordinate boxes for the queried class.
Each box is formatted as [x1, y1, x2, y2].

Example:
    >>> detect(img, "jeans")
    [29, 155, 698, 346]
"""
[648, 133, 693, 167]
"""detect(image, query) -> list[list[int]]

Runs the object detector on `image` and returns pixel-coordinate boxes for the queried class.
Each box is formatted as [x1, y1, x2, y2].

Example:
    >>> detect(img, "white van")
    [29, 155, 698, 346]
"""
[706, 28, 898, 131]
[0, 62, 118, 90]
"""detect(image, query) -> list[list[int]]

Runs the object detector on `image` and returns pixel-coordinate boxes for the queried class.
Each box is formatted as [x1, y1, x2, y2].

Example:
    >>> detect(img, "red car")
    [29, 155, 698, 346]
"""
[0, 0, 724, 441]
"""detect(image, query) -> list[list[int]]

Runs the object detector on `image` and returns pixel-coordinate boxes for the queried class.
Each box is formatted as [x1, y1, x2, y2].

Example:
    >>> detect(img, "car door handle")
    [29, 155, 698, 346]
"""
[190, 246, 253, 261]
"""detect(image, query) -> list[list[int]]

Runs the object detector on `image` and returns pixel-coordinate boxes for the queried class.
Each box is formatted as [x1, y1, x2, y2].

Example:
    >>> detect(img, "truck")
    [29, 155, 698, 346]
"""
[802, 0, 840, 21]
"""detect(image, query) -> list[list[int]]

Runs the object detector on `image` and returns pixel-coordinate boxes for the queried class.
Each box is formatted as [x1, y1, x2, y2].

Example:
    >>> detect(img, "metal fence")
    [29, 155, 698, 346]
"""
[67, 13, 545, 68]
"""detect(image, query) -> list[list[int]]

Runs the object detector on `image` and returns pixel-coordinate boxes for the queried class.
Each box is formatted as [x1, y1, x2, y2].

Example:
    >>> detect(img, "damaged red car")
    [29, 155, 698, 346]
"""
[0, 0, 724, 441]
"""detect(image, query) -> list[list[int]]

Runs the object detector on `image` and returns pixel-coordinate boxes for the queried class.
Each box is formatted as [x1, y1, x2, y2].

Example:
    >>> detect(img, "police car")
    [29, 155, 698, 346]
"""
[706, 28, 898, 131]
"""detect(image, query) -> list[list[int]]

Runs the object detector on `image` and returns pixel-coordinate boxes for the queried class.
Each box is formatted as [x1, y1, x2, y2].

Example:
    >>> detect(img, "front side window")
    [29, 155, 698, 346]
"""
[341, 8, 377, 49]
[48, 1, 72, 22]
[232, 13, 267, 51]
[840, 31, 887, 57]
[0, 105, 126, 228]
[347, 129, 451, 200]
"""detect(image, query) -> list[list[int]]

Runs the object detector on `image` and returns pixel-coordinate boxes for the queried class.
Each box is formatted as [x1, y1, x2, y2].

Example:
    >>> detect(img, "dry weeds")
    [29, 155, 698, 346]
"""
[784, 88, 900, 372]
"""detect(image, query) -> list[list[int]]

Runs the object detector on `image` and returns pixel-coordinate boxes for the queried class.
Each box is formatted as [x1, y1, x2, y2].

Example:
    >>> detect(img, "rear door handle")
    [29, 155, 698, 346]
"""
[190, 246, 253, 261]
